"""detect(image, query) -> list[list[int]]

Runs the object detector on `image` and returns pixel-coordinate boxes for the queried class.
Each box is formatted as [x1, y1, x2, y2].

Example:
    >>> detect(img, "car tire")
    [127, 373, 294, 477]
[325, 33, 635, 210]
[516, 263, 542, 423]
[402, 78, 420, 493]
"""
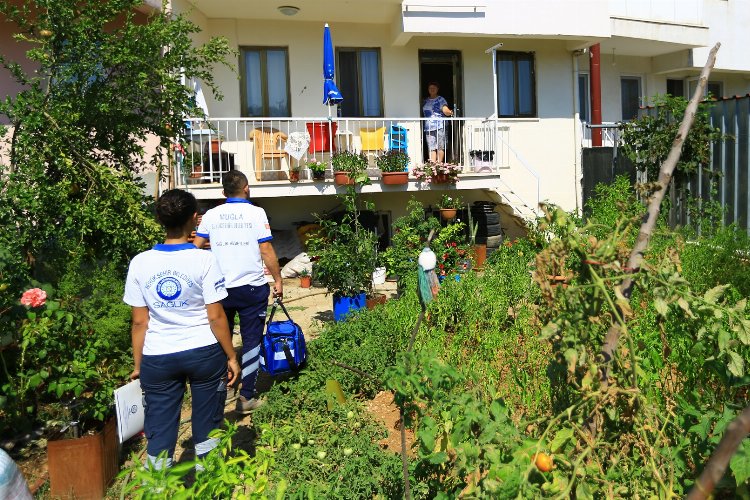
[477, 223, 502, 237]
[471, 212, 500, 226]
[485, 234, 503, 248]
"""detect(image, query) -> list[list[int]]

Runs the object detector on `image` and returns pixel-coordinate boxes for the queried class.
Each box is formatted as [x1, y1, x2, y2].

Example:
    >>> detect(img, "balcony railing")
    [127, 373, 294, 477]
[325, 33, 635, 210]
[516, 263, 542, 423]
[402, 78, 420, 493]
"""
[174, 117, 510, 187]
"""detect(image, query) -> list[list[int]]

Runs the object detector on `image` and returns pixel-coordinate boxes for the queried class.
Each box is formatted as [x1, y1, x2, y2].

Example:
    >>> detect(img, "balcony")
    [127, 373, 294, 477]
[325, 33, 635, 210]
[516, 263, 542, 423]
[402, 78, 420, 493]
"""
[175, 117, 511, 199]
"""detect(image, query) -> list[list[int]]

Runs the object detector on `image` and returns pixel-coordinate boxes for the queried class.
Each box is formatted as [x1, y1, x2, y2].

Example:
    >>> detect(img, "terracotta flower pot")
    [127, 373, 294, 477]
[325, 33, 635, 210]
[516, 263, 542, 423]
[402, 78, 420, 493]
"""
[440, 208, 457, 220]
[334, 171, 355, 186]
[366, 293, 387, 309]
[473, 244, 487, 268]
[381, 171, 408, 185]
[289, 170, 300, 182]
[432, 173, 451, 184]
[299, 275, 311, 288]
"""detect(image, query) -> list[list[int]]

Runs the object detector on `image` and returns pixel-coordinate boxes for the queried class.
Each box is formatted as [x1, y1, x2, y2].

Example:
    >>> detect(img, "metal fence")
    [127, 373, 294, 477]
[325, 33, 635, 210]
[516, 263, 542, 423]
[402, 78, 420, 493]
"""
[674, 96, 750, 232]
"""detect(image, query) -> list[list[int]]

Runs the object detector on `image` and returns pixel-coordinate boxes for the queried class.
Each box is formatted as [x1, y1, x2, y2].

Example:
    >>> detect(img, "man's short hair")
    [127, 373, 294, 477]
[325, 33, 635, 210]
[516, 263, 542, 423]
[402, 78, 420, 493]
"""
[155, 189, 197, 229]
[223, 170, 249, 196]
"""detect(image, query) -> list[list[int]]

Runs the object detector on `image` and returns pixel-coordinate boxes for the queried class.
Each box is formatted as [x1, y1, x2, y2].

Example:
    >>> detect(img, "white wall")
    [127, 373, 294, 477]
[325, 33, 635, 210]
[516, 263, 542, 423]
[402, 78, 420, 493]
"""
[402, 0, 610, 38]
[693, 0, 750, 73]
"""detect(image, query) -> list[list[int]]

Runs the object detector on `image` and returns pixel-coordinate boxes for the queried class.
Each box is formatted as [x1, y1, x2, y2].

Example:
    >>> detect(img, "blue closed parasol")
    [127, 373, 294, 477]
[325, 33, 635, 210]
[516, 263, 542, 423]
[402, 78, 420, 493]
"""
[323, 23, 343, 105]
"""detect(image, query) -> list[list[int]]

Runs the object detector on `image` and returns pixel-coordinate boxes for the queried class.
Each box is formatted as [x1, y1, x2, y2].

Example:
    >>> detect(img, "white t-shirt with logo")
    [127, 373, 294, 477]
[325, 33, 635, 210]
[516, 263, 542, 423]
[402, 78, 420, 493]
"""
[196, 198, 273, 288]
[123, 243, 228, 356]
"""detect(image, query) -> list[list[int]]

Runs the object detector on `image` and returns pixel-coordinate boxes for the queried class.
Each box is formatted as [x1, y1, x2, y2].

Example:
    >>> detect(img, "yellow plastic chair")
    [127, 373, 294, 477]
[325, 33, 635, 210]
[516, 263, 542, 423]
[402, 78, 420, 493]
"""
[359, 127, 385, 154]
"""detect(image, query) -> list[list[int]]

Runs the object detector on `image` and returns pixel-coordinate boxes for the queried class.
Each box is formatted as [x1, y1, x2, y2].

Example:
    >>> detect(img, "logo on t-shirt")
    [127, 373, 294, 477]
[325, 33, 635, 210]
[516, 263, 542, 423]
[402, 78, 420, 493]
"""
[156, 277, 182, 301]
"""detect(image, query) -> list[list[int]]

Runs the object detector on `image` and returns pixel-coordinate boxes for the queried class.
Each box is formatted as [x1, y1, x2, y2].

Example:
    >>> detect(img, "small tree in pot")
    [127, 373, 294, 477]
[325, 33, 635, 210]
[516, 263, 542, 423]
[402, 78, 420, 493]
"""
[308, 187, 378, 321]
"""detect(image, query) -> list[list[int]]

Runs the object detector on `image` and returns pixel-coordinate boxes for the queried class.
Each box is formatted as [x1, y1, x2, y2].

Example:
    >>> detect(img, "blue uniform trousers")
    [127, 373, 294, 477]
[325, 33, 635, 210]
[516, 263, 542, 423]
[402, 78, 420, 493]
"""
[221, 283, 269, 400]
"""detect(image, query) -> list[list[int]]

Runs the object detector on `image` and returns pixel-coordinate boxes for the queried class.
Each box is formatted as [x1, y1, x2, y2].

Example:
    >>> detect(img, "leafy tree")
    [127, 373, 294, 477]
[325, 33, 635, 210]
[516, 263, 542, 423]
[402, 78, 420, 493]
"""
[0, 0, 232, 271]
[619, 94, 722, 183]
[0, 0, 231, 432]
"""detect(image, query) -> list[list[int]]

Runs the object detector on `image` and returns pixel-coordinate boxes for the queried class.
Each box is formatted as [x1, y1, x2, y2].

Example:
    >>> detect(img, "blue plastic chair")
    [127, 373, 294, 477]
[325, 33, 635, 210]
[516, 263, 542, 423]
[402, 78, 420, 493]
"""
[388, 124, 408, 155]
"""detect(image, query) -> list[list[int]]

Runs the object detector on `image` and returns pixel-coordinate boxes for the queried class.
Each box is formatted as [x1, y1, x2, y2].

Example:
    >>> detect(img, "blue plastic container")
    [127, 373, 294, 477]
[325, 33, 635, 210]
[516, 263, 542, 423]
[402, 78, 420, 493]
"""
[332, 293, 366, 322]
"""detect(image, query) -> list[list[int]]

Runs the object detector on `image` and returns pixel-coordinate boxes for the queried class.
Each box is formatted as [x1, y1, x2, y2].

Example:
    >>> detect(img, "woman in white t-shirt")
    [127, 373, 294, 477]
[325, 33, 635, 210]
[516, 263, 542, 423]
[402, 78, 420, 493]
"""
[124, 189, 239, 470]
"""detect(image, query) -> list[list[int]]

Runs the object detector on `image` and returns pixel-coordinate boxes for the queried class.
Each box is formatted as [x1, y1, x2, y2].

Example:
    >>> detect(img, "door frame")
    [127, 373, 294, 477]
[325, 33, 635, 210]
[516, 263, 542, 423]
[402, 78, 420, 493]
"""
[417, 49, 464, 117]
[418, 50, 464, 163]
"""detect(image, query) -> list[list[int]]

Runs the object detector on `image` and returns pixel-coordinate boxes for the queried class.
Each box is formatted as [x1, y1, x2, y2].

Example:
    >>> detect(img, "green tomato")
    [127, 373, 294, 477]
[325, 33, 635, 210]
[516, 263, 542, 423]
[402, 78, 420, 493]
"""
[316, 451, 327, 459]
[308, 439, 315, 445]
[343, 448, 353, 456]
[346, 411, 355, 419]
[292, 443, 301, 450]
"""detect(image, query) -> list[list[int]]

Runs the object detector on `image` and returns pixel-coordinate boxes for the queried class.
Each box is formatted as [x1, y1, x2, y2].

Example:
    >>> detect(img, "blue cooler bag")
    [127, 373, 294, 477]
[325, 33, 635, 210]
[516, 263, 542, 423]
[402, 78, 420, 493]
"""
[260, 300, 307, 375]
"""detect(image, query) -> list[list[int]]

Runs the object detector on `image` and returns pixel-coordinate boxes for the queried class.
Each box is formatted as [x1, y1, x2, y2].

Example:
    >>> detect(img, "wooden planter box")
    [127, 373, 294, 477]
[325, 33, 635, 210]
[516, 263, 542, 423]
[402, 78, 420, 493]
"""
[48, 417, 119, 499]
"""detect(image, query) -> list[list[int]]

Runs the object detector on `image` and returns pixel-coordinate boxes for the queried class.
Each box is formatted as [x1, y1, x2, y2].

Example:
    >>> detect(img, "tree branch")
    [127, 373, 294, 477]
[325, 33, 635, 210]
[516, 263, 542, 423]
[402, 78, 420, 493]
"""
[687, 404, 750, 499]
[598, 42, 721, 391]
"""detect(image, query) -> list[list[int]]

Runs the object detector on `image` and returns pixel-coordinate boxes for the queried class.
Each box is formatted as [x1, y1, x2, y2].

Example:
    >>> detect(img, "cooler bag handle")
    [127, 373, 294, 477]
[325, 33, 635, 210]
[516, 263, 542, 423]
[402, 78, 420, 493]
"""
[267, 298, 293, 325]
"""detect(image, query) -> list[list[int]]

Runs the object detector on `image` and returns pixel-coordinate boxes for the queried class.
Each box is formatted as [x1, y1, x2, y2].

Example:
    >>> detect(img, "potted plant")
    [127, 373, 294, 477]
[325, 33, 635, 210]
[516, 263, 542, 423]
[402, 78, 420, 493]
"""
[298, 268, 311, 288]
[289, 164, 301, 182]
[309, 189, 378, 321]
[331, 151, 369, 186]
[412, 161, 462, 184]
[381, 199, 442, 295]
[308, 160, 327, 181]
[375, 150, 410, 185]
[436, 193, 463, 220]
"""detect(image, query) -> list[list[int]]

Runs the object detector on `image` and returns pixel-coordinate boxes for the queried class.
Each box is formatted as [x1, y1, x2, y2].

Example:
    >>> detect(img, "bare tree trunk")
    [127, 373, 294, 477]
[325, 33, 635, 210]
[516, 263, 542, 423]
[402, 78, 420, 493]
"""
[598, 42, 721, 391]
[687, 404, 750, 499]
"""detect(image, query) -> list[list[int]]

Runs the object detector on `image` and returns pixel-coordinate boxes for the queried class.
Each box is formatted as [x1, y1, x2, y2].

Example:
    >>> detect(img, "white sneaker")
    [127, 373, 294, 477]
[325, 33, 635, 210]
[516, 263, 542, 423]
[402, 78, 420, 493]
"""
[235, 396, 265, 414]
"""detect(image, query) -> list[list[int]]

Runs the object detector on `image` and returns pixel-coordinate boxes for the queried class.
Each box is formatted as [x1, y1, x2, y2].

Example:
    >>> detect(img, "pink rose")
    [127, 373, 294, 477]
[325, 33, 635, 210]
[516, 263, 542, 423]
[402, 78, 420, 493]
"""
[20, 288, 47, 308]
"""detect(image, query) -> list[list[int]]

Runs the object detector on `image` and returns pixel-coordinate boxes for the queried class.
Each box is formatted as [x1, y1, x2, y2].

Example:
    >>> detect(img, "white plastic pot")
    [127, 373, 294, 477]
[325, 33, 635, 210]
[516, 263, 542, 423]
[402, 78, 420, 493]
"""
[372, 267, 387, 285]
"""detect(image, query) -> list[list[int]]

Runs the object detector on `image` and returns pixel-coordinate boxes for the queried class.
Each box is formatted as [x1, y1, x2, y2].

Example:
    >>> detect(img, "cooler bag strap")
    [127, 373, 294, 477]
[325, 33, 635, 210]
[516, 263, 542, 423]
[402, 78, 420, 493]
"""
[280, 340, 300, 372]
[267, 299, 294, 325]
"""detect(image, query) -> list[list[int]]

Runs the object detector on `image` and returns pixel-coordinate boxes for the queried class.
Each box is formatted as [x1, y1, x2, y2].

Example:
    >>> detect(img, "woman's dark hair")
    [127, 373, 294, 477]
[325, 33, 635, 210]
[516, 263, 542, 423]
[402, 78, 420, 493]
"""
[427, 81, 440, 89]
[155, 189, 197, 229]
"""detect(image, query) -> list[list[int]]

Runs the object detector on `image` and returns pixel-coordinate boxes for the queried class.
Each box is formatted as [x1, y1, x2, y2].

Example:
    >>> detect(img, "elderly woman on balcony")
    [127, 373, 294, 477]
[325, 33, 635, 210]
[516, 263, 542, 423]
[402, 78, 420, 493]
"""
[422, 81, 453, 162]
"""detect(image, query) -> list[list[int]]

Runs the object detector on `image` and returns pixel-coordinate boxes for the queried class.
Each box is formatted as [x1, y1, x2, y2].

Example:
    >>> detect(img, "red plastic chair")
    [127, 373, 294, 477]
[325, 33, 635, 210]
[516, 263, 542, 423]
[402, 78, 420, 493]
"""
[306, 122, 338, 154]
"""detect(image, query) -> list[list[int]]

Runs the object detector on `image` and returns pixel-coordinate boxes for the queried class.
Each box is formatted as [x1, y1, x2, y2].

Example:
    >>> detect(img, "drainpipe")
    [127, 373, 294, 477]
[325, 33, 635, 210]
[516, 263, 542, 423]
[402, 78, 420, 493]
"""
[572, 49, 586, 213]
[590, 44, 602, 147]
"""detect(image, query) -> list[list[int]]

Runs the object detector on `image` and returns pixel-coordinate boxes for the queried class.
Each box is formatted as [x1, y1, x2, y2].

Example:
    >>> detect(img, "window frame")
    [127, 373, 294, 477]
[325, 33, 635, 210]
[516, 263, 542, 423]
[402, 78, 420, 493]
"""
[238, 46, 291, 118]
[577, 72, 590, 122]
[495, 51, 537, 118]
[687, 78, 723, 99]
[620, 75, 642, 121]
[335, 47, 384, 118]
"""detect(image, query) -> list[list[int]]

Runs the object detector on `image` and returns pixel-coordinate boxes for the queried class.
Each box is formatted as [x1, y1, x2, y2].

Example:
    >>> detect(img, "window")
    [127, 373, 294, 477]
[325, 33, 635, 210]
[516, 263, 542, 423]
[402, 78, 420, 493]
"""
[620, 76, 642, 121]
[577, 73, 590, 122]
[666, 78, 685, 98]
[240, 47, 290, 117]
[495, 51, 536, 118]
[337, 48, 383, 117]
[688, 79, 723, 99]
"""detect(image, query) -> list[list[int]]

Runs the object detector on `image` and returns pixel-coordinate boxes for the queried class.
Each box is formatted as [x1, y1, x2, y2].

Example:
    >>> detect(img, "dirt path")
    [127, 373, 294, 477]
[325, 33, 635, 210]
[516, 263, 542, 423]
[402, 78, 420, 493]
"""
[20, 278, 401, 495]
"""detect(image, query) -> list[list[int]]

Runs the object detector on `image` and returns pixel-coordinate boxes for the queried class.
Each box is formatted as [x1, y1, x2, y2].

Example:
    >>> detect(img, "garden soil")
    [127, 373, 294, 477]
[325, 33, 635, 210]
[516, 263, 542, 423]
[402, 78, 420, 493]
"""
[18, 278, 400, 495]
